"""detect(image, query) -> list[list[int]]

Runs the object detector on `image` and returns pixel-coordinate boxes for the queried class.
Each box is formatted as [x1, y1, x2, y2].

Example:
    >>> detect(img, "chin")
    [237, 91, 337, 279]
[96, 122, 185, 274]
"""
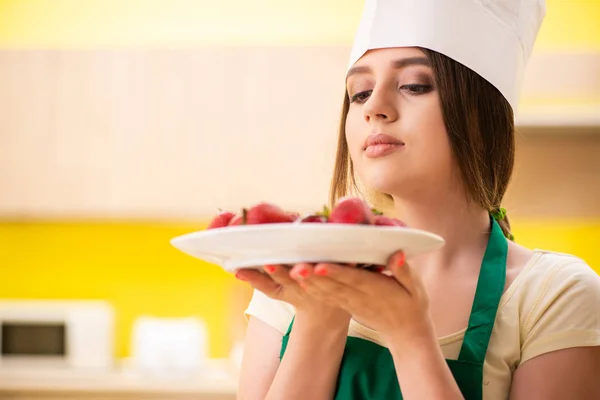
[356, 168, 412, 197]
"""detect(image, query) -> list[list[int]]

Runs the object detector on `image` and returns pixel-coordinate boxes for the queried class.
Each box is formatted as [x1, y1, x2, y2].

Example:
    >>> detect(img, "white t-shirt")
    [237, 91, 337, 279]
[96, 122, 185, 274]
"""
[244, 250, 600, 399]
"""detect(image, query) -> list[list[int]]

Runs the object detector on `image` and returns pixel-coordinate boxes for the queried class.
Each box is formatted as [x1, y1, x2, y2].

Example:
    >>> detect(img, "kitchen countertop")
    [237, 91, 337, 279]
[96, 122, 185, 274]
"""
[0, 359, 238, 397]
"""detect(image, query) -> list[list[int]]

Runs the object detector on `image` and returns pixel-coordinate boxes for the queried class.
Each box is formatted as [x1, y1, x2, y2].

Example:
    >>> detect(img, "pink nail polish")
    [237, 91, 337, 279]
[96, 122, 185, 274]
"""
[397, 252, 406, 267]
[299, 267, 310, 278]
[264, 265, 276, 273]
[235, 271, 248, 281]
[314, 266, 327, 276]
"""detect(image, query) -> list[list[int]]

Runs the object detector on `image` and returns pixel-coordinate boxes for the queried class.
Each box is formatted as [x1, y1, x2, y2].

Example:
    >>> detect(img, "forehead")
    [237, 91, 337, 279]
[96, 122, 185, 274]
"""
[350, 47, 427, 69]
[346, 47, 430, 81]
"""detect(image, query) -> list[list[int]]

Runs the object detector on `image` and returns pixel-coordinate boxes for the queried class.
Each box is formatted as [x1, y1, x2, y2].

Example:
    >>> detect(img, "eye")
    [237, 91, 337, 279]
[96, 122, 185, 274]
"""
[349, 90, 372, 103]
[400, 84, 433, 95]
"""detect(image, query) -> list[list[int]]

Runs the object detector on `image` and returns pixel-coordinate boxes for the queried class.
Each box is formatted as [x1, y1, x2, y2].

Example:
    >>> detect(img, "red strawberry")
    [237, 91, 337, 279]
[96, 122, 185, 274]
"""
[299, 205, 330, 223]
[328, 197, 375, 225]
[374, 215, 407, 227]
[228, 209, 247, 226]
[245, 202, 296, 224]
[300, 214, 328, 223]
[207, 210, 236, 229]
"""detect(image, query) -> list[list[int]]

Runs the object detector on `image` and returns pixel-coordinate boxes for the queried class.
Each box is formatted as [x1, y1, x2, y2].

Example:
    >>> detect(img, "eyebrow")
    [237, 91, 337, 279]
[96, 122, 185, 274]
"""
[346, 56, 431, 80]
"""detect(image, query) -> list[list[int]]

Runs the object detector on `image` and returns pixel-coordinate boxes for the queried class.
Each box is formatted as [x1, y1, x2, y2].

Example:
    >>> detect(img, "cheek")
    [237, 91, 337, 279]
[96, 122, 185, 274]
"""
[410, 100, 453, 169]
[344, 110, 366, 158]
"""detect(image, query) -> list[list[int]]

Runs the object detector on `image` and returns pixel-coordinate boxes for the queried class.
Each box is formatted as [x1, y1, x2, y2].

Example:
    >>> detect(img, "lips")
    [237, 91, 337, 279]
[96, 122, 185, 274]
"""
[363, 133, 405, 158]
[363, 133, 404, 150]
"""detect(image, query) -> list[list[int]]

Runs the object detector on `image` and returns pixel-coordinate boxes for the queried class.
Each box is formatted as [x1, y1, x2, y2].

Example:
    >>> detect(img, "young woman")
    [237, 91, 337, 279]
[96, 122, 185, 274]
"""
[235, 0, 600, 398]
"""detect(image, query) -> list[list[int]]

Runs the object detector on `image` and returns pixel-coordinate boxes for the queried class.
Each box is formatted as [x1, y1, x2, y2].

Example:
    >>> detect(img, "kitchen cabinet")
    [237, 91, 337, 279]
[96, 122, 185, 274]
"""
[0, 49, 598, 220]
[0, 49, 343, 219]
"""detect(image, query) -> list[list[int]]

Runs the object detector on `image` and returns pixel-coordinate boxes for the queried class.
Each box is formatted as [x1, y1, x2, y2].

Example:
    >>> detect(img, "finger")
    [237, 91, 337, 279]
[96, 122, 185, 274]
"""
[312, 262, 371, 292]
[288, 263, 347, 308]
[263, 264, 296, 286]
[289, 263, 313, 282]
[387, 251, 419, 295]
[312, 264, 390, 313]
[306, 265, 358, 308]
[291, 263, 340, 295]
[235, 269, 282, 299]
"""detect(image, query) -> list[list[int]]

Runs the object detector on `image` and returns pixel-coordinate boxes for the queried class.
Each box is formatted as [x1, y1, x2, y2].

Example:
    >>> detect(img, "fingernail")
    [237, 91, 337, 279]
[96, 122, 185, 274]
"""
[299, 267, 310, 277]
[397, 252, 406, 267]
[314, 266, 327, 276]
[235, 271, 248, 281]
[264, 265, 276, 273]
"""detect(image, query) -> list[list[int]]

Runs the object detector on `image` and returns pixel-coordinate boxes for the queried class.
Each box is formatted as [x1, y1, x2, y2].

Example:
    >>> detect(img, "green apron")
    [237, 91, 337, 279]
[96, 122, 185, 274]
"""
[279, 218, 507, 399]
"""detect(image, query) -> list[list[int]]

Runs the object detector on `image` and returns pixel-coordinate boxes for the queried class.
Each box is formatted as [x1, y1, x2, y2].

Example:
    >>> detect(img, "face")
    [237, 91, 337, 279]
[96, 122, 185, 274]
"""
[345, 47, 455, 199]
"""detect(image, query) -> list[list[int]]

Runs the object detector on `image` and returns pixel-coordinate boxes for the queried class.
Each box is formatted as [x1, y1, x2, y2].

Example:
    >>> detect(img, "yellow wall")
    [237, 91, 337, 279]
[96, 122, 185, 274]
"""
[0, 0, 598, 50]
[0, 221, 238, 359]
[1, 219, 599, 359]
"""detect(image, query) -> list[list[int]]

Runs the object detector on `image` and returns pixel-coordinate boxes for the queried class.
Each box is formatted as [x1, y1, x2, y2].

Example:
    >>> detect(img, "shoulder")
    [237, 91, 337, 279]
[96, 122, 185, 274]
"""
[503, 246, 600, 310]
[511, 249, 600, 318]
[509, 249, 600, 365]
[516, 249, 600, 296]
[244, 288, 296, 335]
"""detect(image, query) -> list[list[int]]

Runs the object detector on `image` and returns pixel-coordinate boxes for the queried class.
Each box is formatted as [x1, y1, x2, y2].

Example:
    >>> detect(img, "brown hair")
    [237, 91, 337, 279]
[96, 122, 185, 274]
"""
[329, 48, 515, 240]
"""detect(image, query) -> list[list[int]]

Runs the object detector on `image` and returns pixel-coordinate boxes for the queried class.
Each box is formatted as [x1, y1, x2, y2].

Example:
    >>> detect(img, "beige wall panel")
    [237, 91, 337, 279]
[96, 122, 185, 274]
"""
[0, 49, 598, 219]
[506, 129, 600, 218]
[521, 52, 600, 100]
[0, 48, 347, 218]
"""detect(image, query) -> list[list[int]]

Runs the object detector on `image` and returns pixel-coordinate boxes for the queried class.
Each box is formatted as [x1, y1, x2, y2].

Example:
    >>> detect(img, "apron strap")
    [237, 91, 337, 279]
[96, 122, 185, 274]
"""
[284, 315, 296, 337]
[457, 217, 507, 364]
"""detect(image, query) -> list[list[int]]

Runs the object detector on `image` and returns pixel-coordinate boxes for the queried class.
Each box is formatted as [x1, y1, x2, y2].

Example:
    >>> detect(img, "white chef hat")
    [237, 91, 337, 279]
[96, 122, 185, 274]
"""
[347, 0, 546, 111]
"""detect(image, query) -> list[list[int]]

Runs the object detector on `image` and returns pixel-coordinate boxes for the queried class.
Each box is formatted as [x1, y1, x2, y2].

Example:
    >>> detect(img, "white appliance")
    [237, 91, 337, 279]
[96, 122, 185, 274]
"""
[130, 316, 209, 378]
[0, 300, 114, 370]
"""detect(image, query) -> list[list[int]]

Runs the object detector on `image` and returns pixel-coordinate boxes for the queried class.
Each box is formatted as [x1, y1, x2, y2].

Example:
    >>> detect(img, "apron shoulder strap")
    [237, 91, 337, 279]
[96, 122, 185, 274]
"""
[284, 315, 296, 336]
[457, 218, 508, 364]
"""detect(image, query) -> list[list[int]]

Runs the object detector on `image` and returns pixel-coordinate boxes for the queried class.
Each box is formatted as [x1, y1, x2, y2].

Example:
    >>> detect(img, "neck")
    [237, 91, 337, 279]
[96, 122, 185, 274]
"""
[391, 191, 491, 272]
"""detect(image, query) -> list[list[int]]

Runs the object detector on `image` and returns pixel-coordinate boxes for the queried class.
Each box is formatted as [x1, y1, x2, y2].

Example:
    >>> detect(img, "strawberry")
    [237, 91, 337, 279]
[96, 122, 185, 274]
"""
[300, 214, 328, 223]
[299, 205, 330, 223]
[245, 202, 296, 224]
[228, 209, 247, 226]
[328, 197, 375, 225]
[374, 215, 407, 227]
[207, 210, 236, 229]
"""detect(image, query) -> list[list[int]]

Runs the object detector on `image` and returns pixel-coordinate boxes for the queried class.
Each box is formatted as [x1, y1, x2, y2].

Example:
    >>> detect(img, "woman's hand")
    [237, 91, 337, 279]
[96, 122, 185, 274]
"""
[289, 251, 434, 346]
[237, 264, 354, 400]
[235, 264, 351, 328]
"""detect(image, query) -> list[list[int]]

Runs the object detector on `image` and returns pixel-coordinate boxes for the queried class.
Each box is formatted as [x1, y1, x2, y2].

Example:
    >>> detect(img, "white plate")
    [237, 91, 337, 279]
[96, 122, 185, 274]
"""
[170, 223, 445, 273]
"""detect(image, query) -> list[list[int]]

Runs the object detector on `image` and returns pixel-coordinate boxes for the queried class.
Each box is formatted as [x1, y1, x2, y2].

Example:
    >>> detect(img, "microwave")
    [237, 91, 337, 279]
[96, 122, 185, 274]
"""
[0, 300, 115, 370]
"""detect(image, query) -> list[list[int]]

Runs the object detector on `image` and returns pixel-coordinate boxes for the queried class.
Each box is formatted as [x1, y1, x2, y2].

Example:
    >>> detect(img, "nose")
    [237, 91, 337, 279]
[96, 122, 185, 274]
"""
[363, 86, 399, 123]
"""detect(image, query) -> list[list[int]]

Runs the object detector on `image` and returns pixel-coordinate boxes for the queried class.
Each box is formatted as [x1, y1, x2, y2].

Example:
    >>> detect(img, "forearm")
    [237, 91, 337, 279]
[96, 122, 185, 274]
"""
[387, 329, 464, 400]
[266, 312, 348, 400]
